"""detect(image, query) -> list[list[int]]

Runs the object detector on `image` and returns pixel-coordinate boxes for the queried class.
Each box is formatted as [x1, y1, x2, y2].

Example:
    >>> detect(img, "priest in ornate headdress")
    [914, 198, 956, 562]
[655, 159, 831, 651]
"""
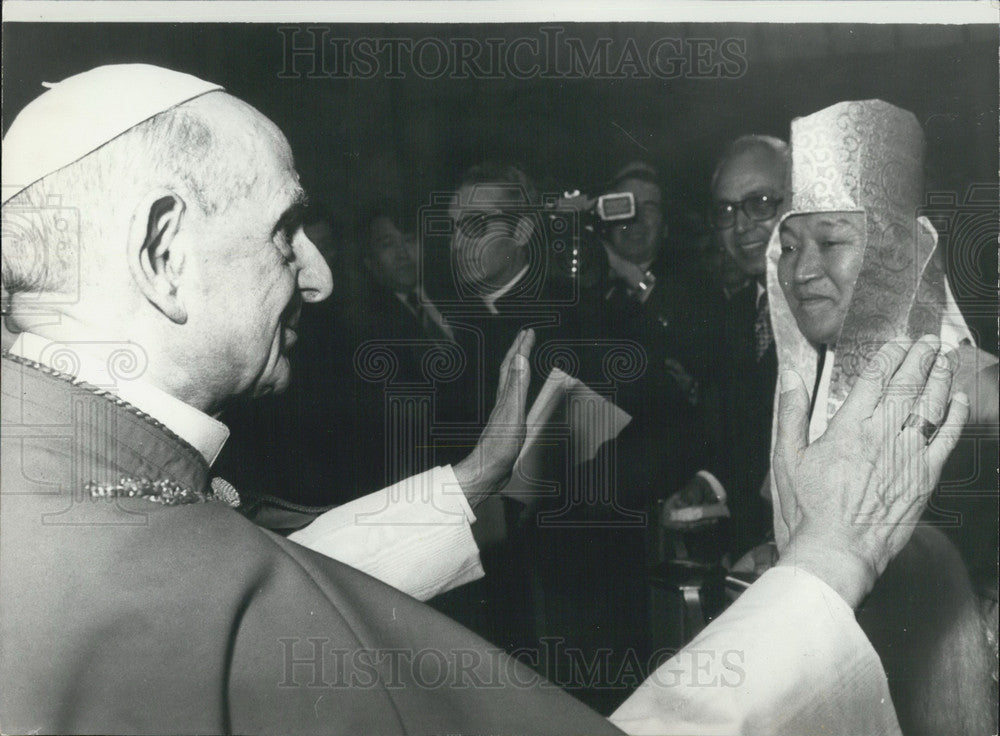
[766, 99, 998, 736]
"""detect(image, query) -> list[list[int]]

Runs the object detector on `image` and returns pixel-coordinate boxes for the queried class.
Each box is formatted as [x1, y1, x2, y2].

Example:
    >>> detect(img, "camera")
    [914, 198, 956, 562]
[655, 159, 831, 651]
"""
[544, 190, 636, 288]
[557, 189, 636, 224]
[595, 191, 636, 222]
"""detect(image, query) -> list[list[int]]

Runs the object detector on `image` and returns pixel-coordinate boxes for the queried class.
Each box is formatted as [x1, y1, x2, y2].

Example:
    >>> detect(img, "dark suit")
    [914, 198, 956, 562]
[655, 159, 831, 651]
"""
[431, 271, 584, 653]
[515, 256, 723, 710]
[598, 256, 721, 505]
[442, 269, 582, 415]
[701, 282, 776, 559]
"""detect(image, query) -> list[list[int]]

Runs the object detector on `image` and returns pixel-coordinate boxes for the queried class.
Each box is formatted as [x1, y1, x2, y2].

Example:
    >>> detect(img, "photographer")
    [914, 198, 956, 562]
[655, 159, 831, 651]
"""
[592, 162, 722, 504]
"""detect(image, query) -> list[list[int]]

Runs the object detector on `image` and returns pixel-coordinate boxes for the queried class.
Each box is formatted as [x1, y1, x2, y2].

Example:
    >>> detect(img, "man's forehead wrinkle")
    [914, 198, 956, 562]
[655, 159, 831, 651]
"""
[737, 143, 785, 169]
[731, 166, 782, 188]
[783, 213, 863, 236]
[717, 150, 786, 196]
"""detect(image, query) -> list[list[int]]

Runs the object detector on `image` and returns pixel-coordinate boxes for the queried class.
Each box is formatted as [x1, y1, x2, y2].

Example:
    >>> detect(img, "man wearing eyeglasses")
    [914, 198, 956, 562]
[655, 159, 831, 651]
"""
[710, 137, 787, 285]
[444, 162, 586, 406]
[439, 162, 564, 651]
[662, 135, 788, 562]
[448, 164, 536, 313]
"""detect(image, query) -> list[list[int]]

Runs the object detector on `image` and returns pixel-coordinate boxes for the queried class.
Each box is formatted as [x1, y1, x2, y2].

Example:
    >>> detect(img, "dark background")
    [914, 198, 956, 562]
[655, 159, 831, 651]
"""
[4, 22, 997, 349]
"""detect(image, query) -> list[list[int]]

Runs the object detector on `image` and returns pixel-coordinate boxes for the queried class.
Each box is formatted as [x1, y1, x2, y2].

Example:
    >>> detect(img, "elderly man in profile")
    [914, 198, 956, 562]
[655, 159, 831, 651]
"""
[0, 64, 969, 735]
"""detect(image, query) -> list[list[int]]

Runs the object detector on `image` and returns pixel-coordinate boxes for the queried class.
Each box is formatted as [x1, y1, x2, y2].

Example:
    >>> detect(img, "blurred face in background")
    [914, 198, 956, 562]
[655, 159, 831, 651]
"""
[605, 177, 665, 266]
[364, 215, 419, 292]
[448, 184, 531, 292]
[712, 145, 787, 279]
[778, 212, 866, 346]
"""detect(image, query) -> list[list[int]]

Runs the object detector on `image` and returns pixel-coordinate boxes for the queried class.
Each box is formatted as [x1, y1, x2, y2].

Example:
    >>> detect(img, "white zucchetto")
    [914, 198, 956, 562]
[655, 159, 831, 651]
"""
[2, 64, 223, 205]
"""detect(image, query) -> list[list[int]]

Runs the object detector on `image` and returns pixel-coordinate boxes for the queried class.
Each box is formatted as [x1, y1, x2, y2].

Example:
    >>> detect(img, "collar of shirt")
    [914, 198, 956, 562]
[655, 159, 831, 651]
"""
[482, 264, 530, 315]
[396, 287, 421, 315]
[9, 331, 229, 465]
[395, 286, 455, 340]
[603, 243, 653, 282]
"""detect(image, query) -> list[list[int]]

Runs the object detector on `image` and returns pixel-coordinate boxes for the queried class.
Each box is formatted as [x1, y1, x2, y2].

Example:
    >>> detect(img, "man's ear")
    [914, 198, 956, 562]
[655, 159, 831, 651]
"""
[511, 215, 535, 247]
[127, 191, 188, 324]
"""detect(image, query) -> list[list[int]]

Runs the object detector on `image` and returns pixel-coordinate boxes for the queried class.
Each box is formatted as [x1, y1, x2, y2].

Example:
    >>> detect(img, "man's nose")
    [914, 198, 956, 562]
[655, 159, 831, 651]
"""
[793, 241, 823, 284]
[392, 241, 412, 263]
[734, 208, 753, 234]
[294, 230, 334, 302]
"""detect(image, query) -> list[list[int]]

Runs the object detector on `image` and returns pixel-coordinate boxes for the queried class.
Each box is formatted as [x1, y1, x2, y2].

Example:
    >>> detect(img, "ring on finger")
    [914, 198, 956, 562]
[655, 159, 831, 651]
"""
[900, 412, 939, 444]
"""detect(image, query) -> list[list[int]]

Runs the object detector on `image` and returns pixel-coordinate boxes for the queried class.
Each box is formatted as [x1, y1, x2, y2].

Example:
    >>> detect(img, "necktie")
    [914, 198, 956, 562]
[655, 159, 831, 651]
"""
[754, 290, 773, 361]
[406, 290, 423, 320]
[407, 291, 451, 342]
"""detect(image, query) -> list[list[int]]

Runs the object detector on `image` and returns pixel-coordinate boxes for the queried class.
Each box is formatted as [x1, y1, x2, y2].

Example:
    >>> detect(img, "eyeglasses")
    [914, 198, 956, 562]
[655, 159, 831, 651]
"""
[455, 210, 509, 237]
[711, 194, 783, 229]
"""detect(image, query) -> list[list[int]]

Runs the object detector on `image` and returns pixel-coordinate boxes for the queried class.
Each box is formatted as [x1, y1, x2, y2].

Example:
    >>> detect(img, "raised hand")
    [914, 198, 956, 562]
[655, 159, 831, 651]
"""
[772, 335, 969, 607]
[452, 329, 535, 507]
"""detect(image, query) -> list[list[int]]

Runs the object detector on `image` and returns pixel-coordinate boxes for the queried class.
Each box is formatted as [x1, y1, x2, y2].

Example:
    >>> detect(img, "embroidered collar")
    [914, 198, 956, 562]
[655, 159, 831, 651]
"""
[10, 331, 229, 465]
[3, 350, 216, 503]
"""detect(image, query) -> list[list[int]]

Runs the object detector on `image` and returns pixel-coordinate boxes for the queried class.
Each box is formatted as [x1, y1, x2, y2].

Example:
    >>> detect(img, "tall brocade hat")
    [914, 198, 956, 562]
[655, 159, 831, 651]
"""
[789, 99, 924, 219]
[2, 64, 223, 205]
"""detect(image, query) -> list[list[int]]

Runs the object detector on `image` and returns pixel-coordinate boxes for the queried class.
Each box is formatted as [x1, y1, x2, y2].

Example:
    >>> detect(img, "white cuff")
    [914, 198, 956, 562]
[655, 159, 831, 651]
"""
[288, 466, 484, 601]
[611, 566, 899, 735]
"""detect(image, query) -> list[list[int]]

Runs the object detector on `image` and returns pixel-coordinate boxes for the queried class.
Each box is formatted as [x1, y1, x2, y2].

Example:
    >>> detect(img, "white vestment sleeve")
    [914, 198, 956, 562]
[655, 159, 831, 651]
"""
[610, 566, 901, 736]
[287, 466, 484, 601]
